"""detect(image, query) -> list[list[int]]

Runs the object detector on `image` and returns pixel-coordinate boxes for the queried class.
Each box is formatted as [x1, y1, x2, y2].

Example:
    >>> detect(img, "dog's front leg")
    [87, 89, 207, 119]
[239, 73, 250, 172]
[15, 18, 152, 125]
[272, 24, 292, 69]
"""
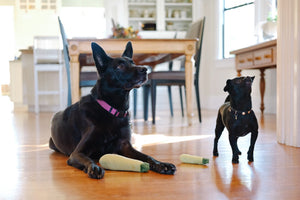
[213, 113, 225, 156]
[229, 135, 239, 163]
[67, 126, 105, 179]
[119, 140, 176, 175]
[247, 130, 258, 162]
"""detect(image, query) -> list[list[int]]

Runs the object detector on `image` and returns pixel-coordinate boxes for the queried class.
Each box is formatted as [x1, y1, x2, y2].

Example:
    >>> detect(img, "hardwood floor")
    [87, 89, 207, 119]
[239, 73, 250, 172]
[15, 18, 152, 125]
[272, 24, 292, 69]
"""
[0, 96, 300, 200]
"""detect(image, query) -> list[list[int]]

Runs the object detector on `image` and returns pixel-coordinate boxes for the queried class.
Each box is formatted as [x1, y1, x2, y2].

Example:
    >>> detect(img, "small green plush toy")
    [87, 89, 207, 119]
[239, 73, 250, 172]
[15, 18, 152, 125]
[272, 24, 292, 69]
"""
[99, 154, 150, 172]
[180, 154, 209, 165]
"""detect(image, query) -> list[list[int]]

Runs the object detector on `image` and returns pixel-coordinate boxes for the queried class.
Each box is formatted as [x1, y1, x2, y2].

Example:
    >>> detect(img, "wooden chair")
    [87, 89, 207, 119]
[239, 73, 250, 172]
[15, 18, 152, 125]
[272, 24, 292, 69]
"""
[132, 54, 180, 120]
[58, 17, 98, 106]
[147, 17, 206, 124]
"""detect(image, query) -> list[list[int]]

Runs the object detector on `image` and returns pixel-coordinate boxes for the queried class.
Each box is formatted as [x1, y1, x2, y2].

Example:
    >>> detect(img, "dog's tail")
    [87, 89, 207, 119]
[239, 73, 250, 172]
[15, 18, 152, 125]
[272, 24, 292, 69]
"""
[225, 95, 231, 103]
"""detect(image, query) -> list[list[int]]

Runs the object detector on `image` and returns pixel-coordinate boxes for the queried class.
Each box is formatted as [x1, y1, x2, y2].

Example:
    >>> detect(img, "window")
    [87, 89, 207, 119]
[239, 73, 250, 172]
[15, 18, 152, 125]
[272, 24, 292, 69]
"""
[18, 0, 57, 11]
[41, 0, 57, 10]
[19, 0, 36, 11]
[223, 0, 255, 58]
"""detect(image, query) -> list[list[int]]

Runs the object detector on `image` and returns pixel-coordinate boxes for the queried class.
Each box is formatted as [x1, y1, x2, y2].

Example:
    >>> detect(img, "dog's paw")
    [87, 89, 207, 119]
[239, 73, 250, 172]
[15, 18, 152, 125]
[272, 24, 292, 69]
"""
[232, 156, 239, 164]
[213, 151, 219, 157]
[151, 162, 176, 175]
[247, 153, 254, 162]
[85, 163, 105, 179]
[232, 159, 239, 164]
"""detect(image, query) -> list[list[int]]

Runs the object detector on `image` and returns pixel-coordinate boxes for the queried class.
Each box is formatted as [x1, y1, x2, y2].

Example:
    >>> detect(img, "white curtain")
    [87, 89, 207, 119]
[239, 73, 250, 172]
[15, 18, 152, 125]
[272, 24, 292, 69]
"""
[277, 0, 300, 147]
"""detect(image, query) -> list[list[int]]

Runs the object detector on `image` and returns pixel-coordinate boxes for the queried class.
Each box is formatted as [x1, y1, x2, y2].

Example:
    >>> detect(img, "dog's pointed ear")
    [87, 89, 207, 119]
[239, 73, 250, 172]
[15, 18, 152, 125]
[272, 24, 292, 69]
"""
[91, 42, 112, 74]
[251, 76, 255, 82]
[224, 79, 231, 92]
[122, 41, 133, 58]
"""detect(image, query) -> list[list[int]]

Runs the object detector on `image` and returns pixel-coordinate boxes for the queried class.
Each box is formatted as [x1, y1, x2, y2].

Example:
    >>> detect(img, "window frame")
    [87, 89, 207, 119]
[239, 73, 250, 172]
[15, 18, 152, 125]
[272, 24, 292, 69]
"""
[222, 0, 255, 59]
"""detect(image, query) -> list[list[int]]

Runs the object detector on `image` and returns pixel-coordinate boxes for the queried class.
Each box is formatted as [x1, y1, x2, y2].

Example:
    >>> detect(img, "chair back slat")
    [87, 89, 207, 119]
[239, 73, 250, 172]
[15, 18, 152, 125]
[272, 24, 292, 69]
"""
[194, 17, 205, 76]
[58, 17, 72, 106]
[33, 36, 62, 65]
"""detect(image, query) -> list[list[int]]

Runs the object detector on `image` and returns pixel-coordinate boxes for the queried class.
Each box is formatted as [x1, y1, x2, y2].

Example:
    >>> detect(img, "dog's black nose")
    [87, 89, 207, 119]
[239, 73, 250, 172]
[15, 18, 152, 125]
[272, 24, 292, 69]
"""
[139, 67, 147, 73]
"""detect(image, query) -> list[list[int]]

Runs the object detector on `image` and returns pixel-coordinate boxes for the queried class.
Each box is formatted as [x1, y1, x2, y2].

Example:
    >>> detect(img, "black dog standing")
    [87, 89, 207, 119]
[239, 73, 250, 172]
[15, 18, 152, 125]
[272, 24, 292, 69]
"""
[50, 42, 176, 179]
[213, 76, 258, 163]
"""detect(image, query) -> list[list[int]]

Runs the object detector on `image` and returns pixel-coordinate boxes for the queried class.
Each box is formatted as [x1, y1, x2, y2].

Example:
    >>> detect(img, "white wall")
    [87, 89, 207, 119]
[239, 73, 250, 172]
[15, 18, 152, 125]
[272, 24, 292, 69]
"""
[0, 6, 14, 86]
[104, 0, 127, 38]
[12, 0, 105, 57]
[14, 10, 60, 55]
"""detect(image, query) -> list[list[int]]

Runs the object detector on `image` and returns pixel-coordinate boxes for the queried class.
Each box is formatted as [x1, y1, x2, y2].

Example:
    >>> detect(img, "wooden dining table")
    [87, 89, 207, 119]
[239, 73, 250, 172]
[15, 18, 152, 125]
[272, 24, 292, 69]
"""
[68, 38, 197, 125]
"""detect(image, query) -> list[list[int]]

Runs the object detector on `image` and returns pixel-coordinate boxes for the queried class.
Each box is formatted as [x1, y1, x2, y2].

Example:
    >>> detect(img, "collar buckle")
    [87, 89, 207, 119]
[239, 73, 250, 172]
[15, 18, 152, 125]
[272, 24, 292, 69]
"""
[229, 106, 252, 120]
[96, 99, 128, 118]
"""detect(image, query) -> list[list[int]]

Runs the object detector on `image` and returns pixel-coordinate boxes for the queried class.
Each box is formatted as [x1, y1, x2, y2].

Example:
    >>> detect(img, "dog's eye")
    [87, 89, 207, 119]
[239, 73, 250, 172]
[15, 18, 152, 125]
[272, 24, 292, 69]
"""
[117, 64, 126, 71]
[236, 79, 242, 84]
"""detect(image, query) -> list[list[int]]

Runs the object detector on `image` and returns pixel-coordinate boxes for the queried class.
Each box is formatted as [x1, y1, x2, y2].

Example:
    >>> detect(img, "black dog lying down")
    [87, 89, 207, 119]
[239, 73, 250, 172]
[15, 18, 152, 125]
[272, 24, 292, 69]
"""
[50, 42, 176, 179]
[213, 76, 258, 163]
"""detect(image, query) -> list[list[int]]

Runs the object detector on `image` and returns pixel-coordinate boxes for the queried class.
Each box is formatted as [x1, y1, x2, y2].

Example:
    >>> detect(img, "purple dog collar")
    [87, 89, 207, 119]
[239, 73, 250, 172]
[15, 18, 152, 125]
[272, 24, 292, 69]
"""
[96, 99, 128, 118]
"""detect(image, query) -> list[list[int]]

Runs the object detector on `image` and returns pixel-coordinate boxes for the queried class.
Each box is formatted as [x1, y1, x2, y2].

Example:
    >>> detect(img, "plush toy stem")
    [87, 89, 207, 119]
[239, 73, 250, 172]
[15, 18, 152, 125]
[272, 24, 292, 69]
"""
[140, 162, 150, 172]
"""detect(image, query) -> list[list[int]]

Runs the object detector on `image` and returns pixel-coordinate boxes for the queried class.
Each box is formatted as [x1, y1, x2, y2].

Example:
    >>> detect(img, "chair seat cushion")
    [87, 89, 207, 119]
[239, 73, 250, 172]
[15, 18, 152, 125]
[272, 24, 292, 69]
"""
[80, 80, 97, 87]
[148, 71, 185, 80]
[80, 72, 98, 81]
[36, 59, 61, 64]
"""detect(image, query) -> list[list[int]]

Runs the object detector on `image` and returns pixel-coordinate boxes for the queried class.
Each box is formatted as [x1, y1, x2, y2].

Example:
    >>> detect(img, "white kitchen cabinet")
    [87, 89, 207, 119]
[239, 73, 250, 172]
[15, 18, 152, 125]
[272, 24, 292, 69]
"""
[126, 0, 195, 32]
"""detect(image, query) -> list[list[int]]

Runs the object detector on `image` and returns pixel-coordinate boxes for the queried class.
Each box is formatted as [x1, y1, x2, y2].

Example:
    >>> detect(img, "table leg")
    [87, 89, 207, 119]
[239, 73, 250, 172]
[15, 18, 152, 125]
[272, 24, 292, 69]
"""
[259, 68, 265, 115]
[185, 54, 194, 126]
[70, 55, 80, 104]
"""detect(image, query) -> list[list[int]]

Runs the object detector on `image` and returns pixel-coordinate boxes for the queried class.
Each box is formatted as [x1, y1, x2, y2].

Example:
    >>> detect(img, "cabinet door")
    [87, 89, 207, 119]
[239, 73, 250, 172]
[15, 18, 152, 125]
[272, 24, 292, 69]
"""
[164, 0, 193, 31]
[127, 0, 194, 32]
[128, 0, 157, 30]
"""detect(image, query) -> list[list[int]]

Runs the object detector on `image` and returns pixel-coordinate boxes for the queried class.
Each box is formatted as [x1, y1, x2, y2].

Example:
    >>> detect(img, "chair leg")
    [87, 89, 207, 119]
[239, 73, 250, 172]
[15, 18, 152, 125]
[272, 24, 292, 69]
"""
[133, 89, 137, 118]
[34, 69, 39, 113]
[59, 65, 64, 110]
[143, 85, 150, 121]
[179, 86, 184, 117]
[65, 60, 72, 107]
[167, 86, 173, 117]
[151, 80, 157, 124]
[195, 80, 202, 123]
